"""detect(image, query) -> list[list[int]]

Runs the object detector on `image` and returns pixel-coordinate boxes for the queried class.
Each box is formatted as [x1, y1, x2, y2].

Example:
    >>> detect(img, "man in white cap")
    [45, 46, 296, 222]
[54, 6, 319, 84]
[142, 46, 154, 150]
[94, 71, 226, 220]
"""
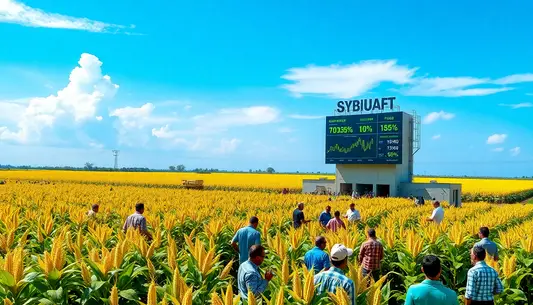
[313, 243, 356, 305]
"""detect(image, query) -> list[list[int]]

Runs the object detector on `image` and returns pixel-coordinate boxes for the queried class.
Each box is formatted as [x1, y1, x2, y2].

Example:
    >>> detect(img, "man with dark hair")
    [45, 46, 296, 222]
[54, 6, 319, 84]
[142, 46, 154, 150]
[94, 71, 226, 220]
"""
[87, 204, 99, 217]
[293, 202, 311, 229]
[122, 202, 152, 240]
[313, 243, 356, 305]
[231, 216, 261, 264]
[358, 228, 384, 281]
[475, 227, 499, 261]
[405, 255, 458, 304]
[237, 245, 273, 301]
[426, 201, 444, 224]
[344, 203, 361, 223]
[304, 236, 330, 273]
[318, 206, 332, 228]
[326, 211, 346, 232]
[465, 246, 503, 305]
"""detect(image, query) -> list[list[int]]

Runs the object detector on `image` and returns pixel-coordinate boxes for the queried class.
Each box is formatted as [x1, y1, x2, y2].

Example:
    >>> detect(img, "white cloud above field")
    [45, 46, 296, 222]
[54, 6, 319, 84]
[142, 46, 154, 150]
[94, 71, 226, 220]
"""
[422, 111, 455, 124]
[498, 102, 533, 109]
[510, 147, 521, 156]
[486, 134, 507, 145]
[0, 0, 136, 34]
[281, 60, 533, 98]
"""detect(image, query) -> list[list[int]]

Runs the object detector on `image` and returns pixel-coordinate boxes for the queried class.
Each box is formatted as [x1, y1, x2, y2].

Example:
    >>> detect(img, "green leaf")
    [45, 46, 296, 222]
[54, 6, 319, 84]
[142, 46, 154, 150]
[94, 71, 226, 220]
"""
[45, 287, 64, 302]
[90, 281, 107, 292]
[0, 270, 16, 288]
[119, 289, 139, 301]
[38, 298, 56, 305]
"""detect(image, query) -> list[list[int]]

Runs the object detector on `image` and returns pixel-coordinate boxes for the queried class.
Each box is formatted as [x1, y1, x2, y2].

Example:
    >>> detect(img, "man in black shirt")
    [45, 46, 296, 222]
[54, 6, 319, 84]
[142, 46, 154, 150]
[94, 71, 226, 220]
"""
[293, 202, 311, 229]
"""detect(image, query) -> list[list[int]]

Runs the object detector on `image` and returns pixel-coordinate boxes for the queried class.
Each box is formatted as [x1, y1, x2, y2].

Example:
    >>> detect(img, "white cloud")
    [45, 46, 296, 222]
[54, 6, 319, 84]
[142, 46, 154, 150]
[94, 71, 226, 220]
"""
[281, 60, 533, 98]
[493, 74, 533, 85]
[422, 111, 455, 124]
[510, 147, 521, 156]
[288, 114, 324, 120]
[432, 134, 441, 140]
[486, 134, 507, 145]
[214, 138, 241, 154]
[95, 116, 103, 121]
[491, 147, 504, 152]
[88, 141, 104, 150]
[498, 102, 533, 109]
[278, 127, 293, 133]
[0, 0, 135, 33]
[281, 60, 416, 99]
[0, 53, 118, 143]
[404, 77, 512, 97]
[192, 106, 280, 131]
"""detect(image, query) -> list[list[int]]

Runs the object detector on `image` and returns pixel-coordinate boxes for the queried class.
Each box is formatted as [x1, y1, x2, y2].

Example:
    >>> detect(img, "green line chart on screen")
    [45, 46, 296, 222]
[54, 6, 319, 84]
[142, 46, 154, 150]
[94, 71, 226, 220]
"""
[326, 137, 374, 154]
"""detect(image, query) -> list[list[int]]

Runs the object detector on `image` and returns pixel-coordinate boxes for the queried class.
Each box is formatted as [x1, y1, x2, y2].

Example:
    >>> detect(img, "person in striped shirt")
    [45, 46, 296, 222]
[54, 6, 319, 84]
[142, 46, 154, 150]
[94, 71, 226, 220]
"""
[326, 211, 346, 232]
[314, 243, 356, 305]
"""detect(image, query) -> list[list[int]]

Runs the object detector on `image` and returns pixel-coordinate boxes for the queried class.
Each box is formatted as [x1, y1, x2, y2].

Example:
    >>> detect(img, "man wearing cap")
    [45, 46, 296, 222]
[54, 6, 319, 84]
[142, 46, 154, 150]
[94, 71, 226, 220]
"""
[313, 244, 356, 305]
[304, 236, 330, 273]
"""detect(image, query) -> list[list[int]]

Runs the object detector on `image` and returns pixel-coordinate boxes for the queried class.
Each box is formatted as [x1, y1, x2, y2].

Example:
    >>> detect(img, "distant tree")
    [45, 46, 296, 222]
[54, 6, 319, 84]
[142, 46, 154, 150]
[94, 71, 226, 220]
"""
[176, 164, 186, 172]
[249, 169, 252, 173]
[266, 167, 275, 174]
[84, 162, 94, 170]
[169, 166, 176, 171]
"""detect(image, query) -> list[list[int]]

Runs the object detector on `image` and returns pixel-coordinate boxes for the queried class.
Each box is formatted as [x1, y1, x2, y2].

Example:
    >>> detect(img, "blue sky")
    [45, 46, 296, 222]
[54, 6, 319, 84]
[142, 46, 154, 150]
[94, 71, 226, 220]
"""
[1, 0, 532, 177]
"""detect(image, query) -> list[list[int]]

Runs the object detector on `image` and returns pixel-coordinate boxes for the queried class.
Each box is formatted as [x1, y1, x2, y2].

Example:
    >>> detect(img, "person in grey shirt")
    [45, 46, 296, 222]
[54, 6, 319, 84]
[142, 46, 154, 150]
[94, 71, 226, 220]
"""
[123, 202, 152, 241]
[474, 227, 499, 261]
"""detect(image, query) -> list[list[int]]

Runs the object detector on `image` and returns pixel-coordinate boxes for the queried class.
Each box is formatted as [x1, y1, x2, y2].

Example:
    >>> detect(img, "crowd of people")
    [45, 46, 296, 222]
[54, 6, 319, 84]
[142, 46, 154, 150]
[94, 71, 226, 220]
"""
[86, 201, 504, 305]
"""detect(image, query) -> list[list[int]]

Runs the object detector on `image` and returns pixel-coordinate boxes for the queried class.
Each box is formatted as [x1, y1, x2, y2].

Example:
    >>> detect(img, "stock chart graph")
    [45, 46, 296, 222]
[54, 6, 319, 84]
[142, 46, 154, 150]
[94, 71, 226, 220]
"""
[325, 112, 403, 164]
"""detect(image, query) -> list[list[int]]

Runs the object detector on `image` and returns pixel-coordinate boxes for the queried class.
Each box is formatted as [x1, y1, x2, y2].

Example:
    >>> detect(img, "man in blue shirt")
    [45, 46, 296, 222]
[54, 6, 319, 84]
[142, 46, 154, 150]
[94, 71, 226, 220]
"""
[475, 227, 499, 261]
[231, 216, 261, 264]
[304, 236, 330, 273]
[465, 246, 503, 305]
[318, 206, 332, 228]
[313, 243, 356, 305]
[237, 245, 274, 301]
[405, 255, 458, 305]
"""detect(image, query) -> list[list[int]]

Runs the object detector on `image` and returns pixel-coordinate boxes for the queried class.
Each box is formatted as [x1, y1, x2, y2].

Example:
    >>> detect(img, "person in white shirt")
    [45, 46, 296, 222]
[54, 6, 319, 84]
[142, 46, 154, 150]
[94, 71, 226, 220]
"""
[344, 203, 361, 223]
[426, 201, 444, 224]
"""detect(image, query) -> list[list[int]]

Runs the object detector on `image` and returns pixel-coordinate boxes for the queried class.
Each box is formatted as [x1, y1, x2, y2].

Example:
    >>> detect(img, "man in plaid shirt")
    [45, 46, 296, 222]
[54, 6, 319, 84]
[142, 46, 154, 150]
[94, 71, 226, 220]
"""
[465, 245, 504, 305]
[314, 243, 356, 305]
[358, 228, 384, 281]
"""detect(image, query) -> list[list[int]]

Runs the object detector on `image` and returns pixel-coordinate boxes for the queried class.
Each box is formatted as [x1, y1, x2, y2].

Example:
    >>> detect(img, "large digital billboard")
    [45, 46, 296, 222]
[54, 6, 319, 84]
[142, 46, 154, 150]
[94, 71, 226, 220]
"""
[325, 112, 403, 164]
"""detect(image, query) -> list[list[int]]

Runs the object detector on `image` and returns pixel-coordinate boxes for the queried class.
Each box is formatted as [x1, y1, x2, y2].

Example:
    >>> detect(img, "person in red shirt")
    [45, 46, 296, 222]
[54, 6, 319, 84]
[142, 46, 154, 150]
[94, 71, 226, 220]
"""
[358, 228, 384, 281]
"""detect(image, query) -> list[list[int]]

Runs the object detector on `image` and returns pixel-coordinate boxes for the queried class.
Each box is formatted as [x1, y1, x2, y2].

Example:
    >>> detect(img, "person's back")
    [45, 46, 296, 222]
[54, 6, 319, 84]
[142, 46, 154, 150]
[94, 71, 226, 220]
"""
[304, 238, 330, 273]
[406, 280, 458, 305]
[233, 225, 261, 264]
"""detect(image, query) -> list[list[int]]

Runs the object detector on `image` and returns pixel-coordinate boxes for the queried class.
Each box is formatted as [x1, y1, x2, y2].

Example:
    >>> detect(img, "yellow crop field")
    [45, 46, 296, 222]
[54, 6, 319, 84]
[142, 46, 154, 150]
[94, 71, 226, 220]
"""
[1, 170, 533, 196]
[0, 180, 532, 304]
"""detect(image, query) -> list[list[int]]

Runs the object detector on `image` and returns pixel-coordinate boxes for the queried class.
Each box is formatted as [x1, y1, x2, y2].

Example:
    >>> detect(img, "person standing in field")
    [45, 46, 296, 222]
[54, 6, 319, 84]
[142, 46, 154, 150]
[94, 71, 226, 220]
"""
[123, 202, 152, 241]
[426, 201, 444, 224]
[318, 206, 332, 228]
[87, 204, 99, 217]
[405, 255, 458, 304]
[293, 202, 311, 229]
[326, 211, 346, 232]
[344, 203, 361, 223]
[237, 245, 274, 302]
[304, 236, 331, 273]
[358, 228, 384, 281]
[474, 227, 499, 261]
[313, 243, 356, 305]
[231, 216, 261, 264]
[464, 246, 503, 305]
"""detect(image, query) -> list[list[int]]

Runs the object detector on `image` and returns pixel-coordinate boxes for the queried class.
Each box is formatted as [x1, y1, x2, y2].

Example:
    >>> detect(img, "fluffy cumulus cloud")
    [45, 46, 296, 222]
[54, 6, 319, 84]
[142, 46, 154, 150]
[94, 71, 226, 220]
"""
[510, 147, 521, 156]
[486, 134, 507, 145]
[0, 0, 135, 33]
[281, 60, 533, 98]
[422, 111, 455, 124]
[281, 60, 416, 99]
[0, 53, 118, 143]
[498, 102, 533, 109]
